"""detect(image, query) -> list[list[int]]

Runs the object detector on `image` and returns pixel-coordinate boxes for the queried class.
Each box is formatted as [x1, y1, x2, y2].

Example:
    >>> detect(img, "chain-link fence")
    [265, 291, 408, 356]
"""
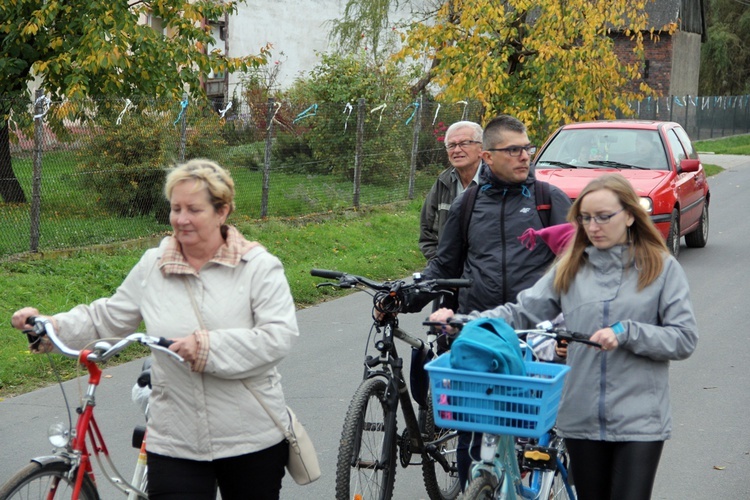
[0, 93, 484, 258]
[617, 94, 750, 140]
[2, 91, 748, 258]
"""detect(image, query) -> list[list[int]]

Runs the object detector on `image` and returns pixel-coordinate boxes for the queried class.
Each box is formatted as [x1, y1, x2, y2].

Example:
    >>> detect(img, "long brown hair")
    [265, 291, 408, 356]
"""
[553, 174, 668, 293]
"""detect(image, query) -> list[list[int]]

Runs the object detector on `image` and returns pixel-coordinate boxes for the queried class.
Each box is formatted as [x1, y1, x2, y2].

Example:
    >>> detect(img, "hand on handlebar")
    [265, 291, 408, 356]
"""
[428, 308, 460, 335]
[589, 327, 620, 352]
[11, 307, 56, 353]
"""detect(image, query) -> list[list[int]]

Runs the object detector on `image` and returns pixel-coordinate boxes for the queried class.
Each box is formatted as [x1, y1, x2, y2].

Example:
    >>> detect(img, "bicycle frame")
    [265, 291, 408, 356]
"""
[3, 319, 182, 500]
[363, 318, 450, 469]
[40, 347, 149, 499]
[464, 333, 576, 499]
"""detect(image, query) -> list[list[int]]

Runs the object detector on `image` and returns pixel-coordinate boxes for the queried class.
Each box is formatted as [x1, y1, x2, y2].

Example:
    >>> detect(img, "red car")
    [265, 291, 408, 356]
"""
[533, 120, 710, 257]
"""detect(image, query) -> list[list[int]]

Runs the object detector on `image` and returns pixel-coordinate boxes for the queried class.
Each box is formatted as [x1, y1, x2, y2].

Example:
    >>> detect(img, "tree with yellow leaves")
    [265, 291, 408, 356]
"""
[0, 0, 268, 203]
[393, 0, 675, 142]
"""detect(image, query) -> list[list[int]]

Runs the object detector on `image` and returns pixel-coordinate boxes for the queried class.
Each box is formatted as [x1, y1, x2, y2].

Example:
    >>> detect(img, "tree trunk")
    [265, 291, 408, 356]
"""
[0, 120, 27, 203]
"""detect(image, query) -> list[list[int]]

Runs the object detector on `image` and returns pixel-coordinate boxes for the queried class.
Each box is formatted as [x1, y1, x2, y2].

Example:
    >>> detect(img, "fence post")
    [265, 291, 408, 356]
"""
[178, 91, 188, 162]
[353, 98, 365, 209]
[408, 95, 422, 200]
[30, 89, 44, 252]
[261, 98, 275, 218]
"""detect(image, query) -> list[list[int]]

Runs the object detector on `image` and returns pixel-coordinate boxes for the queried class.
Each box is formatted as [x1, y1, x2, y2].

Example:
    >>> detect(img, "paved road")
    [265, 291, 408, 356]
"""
[1, 154, 749, 499]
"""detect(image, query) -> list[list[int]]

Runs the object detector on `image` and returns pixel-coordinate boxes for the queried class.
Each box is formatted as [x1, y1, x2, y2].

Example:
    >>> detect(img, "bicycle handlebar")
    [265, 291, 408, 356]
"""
[423, 319, 602, 348]
[24, 316, 185, 363]
[311, 269, 472, 315]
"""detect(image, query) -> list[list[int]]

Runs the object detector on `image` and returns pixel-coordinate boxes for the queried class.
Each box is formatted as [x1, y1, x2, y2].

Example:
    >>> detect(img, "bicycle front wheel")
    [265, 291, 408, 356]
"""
[0, 461, 99, 500]
[335, 377, 397, 500]
[421, 391, 461, 500]
[545, 436, 573, 500]
[461, 469, 500, 500]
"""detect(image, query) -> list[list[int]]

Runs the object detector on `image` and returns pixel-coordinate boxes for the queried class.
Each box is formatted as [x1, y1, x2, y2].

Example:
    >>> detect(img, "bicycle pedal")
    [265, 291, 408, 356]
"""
[522, 444, 558, 471]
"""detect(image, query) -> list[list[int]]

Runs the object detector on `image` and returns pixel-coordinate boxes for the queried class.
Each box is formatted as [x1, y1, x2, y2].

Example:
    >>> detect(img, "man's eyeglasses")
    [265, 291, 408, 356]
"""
[485, 145, 537, 157]
[445, 140, 481, 151]
[576, 208, 625, 225]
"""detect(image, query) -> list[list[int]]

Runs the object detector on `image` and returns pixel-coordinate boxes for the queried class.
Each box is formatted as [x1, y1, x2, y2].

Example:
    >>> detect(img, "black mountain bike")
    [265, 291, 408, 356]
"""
[311, 269, 472, 500]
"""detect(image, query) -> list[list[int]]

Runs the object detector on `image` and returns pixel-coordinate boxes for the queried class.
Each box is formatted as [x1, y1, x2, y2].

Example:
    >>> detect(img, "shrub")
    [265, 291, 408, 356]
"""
[77, 112, 171, 219]
[281, 53, 416, 185]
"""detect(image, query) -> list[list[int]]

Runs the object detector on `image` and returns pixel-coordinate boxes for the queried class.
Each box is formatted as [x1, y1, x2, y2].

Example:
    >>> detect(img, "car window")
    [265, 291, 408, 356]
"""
[673, 126, 699, 160]
[536, 128, 669, 170]
[666, 129, 687, 166]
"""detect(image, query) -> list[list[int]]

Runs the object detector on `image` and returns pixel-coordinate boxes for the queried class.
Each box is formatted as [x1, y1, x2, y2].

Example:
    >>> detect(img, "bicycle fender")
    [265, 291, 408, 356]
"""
[30, 455, 71, 467]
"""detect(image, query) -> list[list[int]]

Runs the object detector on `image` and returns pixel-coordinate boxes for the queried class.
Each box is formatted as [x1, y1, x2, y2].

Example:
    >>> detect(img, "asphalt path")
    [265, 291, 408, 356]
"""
[1, 154, 748, 499]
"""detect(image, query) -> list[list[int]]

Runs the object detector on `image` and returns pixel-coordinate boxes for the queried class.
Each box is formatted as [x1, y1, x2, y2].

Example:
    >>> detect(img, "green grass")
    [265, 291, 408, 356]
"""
[0, 200, 426, 398]
[694, 133, 750, 155]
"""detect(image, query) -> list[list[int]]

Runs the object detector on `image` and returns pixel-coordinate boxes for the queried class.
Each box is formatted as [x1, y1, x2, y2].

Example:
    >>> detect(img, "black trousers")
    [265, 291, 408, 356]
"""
[146, 440, 288, 500]
[565, 439, 664, 500]
[457, 431, 482, 491]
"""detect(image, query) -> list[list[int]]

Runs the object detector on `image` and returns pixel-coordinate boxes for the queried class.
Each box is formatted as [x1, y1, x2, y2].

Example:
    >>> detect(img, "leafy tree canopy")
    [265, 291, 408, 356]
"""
[699, 0, 750, 95]
[1, 0, 267, 100]
[394, 0, 674, 140]
[0, 0, 268, 202]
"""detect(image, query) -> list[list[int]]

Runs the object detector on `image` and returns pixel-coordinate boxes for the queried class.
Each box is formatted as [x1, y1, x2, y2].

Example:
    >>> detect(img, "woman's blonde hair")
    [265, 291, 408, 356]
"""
[554, 173, 668, 293]
[164, 159, 235, 216]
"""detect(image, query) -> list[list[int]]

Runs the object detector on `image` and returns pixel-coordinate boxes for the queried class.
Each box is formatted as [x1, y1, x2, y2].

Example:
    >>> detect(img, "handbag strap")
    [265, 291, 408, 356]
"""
[182, 277, 293, 442]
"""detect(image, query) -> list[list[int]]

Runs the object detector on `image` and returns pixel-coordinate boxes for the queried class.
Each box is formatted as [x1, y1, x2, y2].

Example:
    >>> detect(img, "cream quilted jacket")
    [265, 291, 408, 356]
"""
[53, 233, 299, 460]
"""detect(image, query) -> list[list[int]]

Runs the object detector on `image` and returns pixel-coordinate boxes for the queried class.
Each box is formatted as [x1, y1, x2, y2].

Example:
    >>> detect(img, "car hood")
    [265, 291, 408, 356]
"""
[534, 168, 671, 199]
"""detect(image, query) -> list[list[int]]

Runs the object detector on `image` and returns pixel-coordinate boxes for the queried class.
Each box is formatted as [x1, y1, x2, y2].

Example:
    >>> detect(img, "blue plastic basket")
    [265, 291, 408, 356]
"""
[424, 353, 571, 438]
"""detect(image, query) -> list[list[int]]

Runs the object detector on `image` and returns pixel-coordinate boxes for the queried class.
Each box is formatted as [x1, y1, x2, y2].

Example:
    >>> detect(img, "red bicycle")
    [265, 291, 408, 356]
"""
[0, 317, 184, 500]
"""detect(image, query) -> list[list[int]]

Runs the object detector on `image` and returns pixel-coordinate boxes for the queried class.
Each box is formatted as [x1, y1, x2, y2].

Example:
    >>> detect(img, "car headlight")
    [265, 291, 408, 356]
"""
[639, 197, 653, 214]
[48, 422, 71, 448]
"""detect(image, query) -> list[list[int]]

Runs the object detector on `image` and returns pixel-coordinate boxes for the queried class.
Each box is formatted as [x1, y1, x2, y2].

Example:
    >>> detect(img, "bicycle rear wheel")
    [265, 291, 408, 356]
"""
[0, 461, 99, 499]
[460, 469, 500, 500]
[335, 377, 397, 500]
[421, 392, 461, 500]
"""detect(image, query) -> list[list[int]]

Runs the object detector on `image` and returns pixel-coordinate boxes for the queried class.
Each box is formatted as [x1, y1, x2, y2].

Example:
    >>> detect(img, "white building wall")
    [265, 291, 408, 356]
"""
[226, 0, 346, 96]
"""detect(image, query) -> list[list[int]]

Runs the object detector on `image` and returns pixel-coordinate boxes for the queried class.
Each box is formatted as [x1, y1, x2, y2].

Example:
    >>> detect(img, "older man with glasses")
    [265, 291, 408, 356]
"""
[419, 121, 485, 262]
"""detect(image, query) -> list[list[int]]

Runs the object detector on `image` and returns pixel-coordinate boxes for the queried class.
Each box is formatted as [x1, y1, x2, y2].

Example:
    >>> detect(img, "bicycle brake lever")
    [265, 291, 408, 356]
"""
[23, 329, 42, 350]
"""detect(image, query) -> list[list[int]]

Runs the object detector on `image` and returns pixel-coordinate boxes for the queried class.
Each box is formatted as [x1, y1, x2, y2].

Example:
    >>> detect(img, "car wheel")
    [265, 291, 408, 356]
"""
[685, 202, 709, 248]
[667, 209, 680, 258]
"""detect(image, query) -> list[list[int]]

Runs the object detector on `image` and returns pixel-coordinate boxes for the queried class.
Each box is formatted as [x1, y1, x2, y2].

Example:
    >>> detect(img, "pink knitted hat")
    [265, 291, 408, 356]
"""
[518, 223, 575, 255]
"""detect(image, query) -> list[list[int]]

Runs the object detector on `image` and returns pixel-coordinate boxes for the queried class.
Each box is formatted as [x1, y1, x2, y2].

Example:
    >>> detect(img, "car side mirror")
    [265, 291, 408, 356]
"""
[680, 159, 700, 173]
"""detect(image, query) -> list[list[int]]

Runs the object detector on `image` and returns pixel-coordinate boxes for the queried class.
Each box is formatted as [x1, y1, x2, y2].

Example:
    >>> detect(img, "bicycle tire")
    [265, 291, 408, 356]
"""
[335, 377, 397, 500]
[548, 437, 573, 500]
[0, 461, 99, 500]
[421, 391, 461, 500]
[532, 435, 573, 500]
[460, 470, 500, 500]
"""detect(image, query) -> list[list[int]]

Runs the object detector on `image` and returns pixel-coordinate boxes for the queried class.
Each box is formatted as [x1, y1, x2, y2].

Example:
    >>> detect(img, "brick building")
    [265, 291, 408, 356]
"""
[614, 0, 706, 97]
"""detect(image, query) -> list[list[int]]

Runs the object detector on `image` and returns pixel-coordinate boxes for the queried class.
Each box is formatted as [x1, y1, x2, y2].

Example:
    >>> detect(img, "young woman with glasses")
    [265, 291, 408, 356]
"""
[431, 173, 699, 500]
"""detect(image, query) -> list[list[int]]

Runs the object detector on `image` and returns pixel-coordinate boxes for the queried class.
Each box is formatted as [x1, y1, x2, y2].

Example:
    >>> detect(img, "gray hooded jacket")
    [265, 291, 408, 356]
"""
[463, 245, 699, 441]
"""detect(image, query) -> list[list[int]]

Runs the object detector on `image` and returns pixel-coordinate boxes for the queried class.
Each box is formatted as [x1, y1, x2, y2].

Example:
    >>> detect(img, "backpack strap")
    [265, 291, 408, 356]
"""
[459, 184, 480, 264]
[535, 180, 552, 228]
[460, 180, 552, 259]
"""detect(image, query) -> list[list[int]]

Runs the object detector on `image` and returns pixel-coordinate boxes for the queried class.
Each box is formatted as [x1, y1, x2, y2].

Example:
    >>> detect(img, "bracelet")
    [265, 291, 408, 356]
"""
[610, 322, 625, 334]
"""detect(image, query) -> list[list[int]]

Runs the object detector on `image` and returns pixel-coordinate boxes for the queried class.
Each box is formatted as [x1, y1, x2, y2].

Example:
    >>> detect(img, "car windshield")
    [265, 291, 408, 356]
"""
[535, 128, 670, 171]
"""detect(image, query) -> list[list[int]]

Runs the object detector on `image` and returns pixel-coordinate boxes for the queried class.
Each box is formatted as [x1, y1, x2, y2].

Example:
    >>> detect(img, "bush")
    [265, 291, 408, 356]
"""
[226, 142, 266, 170]
[282, 53, 417, 185]
[77, 112, 171, 219]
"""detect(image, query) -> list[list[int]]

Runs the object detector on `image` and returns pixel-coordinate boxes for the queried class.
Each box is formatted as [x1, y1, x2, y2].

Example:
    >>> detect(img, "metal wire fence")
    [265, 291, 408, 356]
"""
[1, 92, 748, 258]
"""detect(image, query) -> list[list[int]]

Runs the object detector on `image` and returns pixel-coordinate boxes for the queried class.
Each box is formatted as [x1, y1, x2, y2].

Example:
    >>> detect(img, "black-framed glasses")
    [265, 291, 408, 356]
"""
[485, 145, 537, 157]
[576, 208, 625, 225]
[445, 140, 481, 151]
